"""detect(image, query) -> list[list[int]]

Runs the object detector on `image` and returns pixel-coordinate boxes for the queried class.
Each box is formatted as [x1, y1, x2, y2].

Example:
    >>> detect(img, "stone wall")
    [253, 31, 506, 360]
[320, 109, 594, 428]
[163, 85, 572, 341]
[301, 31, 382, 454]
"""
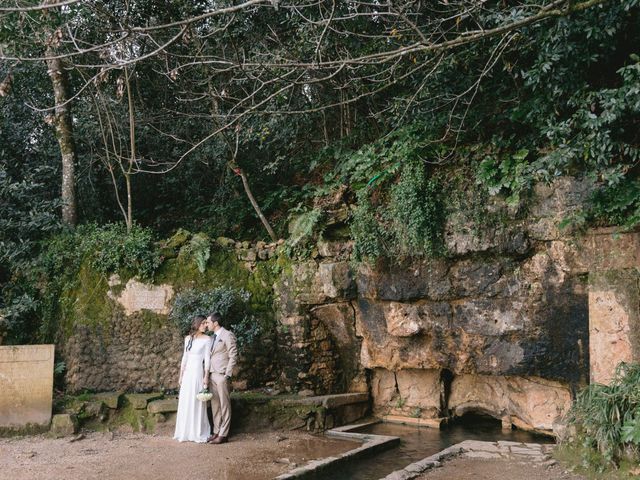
[274, 177, 640, 433]
[58, 177, 640, 435]
[61, 240, 281, 393]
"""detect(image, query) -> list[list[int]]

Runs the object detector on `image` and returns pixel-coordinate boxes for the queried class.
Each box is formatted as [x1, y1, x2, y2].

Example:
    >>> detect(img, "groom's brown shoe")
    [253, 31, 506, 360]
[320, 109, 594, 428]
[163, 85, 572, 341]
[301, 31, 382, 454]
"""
[211, 436, 227, 444]
[206, 434, 218, 443]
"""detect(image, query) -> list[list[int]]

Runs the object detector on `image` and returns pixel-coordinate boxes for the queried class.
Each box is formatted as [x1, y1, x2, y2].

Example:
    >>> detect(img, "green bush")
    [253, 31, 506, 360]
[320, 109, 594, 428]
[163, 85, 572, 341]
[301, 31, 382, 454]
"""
[169, 287, 263, 352]
[78, 223, 161, 280]
[568, 362, 640, 468]
[0, 222, 161, 344]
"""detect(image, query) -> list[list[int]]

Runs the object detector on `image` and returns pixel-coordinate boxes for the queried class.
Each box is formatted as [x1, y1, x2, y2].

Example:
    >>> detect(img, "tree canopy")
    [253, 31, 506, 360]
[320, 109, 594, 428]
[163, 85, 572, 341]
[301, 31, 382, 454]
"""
[1, 0, 639, 342]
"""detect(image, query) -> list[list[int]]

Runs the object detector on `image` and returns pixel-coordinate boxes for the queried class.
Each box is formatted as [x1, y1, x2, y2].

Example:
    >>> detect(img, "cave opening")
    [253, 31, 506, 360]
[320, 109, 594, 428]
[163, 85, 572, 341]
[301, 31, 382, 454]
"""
[447, 412, 504, 433]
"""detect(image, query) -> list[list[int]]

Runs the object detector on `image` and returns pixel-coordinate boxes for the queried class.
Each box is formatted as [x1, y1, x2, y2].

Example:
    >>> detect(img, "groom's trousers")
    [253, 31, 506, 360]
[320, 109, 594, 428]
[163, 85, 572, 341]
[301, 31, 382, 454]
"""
[209, 372, 231, 437]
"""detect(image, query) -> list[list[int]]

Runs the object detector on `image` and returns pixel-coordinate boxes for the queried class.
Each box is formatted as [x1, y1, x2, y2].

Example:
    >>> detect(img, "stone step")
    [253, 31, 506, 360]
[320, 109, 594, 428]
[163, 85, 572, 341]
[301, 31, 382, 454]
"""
[279, 392, 369, 408]
[124, 393, 164, 410]
[382, 415, 445, 429]
[90, 392, 123, 409]
[147, 397, 178, 414]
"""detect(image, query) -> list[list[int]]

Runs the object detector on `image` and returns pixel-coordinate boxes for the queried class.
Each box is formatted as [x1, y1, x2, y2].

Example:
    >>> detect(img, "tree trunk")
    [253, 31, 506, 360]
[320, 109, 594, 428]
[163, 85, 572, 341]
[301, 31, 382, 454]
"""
[44, 8, 77, 227]
[124, 66, 135, 233]
[235, 168, 277, 241]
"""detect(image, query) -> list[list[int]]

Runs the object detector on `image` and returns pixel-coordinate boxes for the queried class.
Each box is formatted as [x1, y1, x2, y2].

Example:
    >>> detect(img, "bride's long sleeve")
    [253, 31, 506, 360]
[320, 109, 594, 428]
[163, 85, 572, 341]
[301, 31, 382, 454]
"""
[180, 336, 189, 372]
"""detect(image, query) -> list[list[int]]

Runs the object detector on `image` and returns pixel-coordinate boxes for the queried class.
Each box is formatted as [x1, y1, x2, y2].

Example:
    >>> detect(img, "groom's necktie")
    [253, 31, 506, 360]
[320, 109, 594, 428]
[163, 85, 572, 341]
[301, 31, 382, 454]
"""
[211, 333, 217, 352]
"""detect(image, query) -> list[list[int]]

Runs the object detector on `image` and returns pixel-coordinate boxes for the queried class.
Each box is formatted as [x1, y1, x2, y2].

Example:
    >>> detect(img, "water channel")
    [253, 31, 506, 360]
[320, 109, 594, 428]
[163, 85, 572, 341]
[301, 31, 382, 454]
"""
[321, 414, 554, 480]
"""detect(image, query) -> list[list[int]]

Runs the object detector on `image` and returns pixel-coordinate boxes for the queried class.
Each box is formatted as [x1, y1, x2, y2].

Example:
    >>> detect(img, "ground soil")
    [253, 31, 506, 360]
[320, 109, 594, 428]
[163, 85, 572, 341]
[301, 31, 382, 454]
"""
[416, 456, 587, 480]
[0, 426, 357, 480]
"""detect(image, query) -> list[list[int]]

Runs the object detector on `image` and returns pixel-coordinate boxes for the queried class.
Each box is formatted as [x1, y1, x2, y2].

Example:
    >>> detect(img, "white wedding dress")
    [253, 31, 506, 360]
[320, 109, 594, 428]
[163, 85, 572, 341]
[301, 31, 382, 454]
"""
[173, 335, 212, 442]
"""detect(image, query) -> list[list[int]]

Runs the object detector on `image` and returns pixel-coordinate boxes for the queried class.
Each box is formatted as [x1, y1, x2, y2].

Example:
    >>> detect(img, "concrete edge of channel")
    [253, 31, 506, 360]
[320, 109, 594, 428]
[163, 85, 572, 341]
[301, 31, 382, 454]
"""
[274, 420, 400, 480]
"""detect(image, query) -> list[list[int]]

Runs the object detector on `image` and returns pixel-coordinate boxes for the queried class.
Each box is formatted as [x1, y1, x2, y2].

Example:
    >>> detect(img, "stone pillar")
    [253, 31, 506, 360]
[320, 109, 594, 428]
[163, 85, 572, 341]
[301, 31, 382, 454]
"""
[0, 345, 54, 429]
[589, 269, 640, 385]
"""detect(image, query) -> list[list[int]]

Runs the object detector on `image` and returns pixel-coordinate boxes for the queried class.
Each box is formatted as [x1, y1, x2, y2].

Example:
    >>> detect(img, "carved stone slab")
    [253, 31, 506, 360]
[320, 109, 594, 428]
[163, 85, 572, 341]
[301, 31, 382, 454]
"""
[0, 344, 54, 428]
[109, 278, 174, 316]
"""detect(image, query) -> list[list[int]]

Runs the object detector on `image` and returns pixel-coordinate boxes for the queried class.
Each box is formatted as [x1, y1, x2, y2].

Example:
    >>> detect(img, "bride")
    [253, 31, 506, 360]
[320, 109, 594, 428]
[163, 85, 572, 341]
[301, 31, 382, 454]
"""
[174, 315, 212, 443]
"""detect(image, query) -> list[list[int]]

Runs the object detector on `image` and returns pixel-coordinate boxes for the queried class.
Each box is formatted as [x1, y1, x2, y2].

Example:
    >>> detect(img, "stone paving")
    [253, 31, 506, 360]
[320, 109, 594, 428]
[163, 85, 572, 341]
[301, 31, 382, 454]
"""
[380, 440, 557, 480]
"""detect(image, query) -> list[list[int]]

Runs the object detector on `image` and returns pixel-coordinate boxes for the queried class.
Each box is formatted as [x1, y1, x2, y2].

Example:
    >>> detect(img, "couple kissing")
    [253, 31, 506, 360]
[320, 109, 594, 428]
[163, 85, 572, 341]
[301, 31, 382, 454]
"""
[173, 312, 238, 444]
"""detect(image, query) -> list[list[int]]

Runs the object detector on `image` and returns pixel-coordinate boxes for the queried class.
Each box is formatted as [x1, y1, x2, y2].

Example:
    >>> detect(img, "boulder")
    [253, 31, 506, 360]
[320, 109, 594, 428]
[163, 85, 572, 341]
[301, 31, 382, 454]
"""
[51, 414, 78, 437]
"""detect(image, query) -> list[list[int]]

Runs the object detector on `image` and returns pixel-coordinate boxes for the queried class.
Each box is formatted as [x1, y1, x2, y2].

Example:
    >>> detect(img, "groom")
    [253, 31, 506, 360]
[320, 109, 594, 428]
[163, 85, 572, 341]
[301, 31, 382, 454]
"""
[205, 312, 238, 444]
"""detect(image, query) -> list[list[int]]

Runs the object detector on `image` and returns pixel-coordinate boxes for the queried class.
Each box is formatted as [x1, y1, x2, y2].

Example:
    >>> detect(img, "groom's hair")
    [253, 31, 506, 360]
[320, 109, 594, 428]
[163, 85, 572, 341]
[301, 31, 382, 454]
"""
[209, 311, 224, 327]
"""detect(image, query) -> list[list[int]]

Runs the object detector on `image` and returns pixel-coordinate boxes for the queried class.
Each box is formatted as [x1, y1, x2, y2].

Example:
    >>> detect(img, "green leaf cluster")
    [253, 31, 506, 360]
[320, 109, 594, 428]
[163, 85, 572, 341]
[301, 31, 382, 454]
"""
[568, 363, 640, 468]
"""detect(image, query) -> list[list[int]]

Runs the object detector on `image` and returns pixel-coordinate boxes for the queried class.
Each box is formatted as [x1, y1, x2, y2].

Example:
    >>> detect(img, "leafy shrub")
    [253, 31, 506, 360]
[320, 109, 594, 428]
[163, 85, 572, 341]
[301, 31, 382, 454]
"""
[476, 149, 533, 207]
[169, 287, 262, 352]
[568, 363, 640, 467]
[588, 178, 640, 229]
[178, 232, 211, 273]
[78, 223, 161, 280]
[285, 207, 323, 256]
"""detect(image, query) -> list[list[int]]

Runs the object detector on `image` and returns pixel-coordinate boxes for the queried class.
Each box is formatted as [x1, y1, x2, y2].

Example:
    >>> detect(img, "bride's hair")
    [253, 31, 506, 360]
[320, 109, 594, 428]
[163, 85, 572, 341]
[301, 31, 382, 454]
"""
[186, 315, 207, 351]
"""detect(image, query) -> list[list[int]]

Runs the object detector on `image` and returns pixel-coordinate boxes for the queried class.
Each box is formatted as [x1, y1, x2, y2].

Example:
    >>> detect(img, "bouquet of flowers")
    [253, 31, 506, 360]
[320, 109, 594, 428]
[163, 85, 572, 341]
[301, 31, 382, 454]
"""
[196, 388, 213, 402]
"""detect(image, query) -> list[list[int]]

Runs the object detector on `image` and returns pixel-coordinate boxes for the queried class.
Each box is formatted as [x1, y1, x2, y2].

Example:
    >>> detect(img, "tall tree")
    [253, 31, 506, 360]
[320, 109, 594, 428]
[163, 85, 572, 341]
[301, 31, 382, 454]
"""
[44, 0, 77, 226]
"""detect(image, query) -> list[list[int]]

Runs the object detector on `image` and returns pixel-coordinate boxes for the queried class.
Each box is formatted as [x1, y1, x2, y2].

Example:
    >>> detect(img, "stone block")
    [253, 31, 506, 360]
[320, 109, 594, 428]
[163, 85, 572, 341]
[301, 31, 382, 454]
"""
[147, 397, 178, 414]
[238, 249, 257, 262]
[395, 369, 441, 415]
[318, 262, 355, 299]
[356, 260, 450, 302]
[452, 299, 526, 335]
[215, 236, 235, 248]
[589, 269, 640, 385]
[385, 303, 422, 337]
[51, 414, 78, 437]
[91, 392, 123, 409]
[82, 400, 106, 419]
[317, 240, 353, 258]
[124, 393, 164, 410]
[371, 369, 398, 408]
[0, 344, 54, 428]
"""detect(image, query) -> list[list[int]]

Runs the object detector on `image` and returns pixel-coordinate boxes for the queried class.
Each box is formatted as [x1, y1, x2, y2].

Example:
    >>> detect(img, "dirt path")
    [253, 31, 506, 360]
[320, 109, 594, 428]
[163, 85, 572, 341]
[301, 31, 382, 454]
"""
[0, 428, 357, 480]
[416, 456, 586, 480]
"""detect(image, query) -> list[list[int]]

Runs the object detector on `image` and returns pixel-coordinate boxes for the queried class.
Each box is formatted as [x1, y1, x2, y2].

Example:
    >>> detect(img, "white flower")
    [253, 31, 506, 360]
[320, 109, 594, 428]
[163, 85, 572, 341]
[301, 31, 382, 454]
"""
[196, 389, 213, 402]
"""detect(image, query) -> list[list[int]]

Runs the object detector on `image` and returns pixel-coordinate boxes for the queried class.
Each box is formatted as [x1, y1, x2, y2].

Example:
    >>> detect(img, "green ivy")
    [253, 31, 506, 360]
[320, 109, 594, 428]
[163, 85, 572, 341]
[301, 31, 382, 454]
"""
[351, 159, 445, 262]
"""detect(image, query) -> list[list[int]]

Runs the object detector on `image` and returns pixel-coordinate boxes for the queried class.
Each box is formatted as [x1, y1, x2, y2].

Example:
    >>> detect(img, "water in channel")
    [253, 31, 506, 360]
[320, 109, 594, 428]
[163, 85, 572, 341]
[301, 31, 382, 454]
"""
[320, 414, 554, 480]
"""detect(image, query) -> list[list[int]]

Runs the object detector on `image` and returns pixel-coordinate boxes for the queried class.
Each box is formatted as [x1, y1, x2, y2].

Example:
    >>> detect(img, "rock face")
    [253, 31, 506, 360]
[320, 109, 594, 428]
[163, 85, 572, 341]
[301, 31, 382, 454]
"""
[448, 375, 572, 432]
[273, 177, 640, 434]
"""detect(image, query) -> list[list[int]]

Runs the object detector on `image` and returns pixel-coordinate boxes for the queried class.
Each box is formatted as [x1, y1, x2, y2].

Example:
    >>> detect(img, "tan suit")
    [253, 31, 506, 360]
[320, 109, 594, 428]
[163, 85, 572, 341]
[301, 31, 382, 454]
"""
[208, 327, 238, 437]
